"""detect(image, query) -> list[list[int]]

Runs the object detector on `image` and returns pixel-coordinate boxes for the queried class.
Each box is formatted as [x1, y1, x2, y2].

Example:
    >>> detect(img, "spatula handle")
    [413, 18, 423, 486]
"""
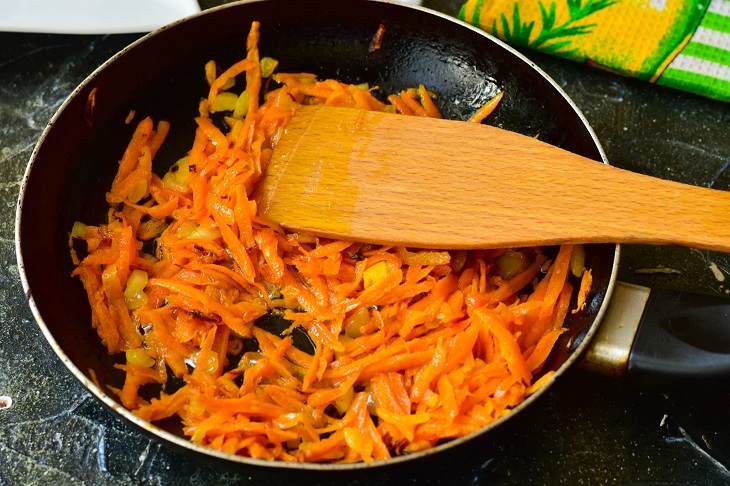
[511, 159, 730, 251]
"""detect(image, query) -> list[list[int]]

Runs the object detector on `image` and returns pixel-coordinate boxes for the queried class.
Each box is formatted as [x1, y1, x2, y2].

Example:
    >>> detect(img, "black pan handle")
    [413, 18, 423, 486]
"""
[580, 282, 730, 389]
[627, 287, 730, 388]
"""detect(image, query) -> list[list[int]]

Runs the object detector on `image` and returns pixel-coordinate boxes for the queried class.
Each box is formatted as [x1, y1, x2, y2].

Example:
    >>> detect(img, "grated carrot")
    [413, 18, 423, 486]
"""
[69, 21, 586, 463]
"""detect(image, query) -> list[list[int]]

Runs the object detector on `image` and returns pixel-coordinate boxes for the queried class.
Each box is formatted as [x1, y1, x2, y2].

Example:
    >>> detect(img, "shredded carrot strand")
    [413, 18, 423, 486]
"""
[468, 91, 504, 123]
[572, 268, 593, 314]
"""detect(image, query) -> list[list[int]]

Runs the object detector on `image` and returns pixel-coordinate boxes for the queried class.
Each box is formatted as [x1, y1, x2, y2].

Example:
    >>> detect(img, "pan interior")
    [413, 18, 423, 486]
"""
[17, 0, 615, 468]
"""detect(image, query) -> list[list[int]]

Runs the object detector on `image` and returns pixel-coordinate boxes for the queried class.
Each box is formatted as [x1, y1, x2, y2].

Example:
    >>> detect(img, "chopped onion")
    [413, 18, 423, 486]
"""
[210, 91, 239, 113]
[496, 250, 528, 280]
[260, 57, 279, 78]
[202, 354, 219, 374]
[451, 250, 468, 272]
[124, 269, 149, 310]
[363, 261, 388, 289]
[570, 244, 586, 278]
[335, 387, 354, 415]
[70, 221, 88, 238]
[162, 156, 194, 191]
[344, 307, 370, 338]
[126, 348, 155, 367]
[127, 179, 148, 203]
[233, 91, 250, 118]
[239, 351, 264, 370]
[188, 223, 221, 241]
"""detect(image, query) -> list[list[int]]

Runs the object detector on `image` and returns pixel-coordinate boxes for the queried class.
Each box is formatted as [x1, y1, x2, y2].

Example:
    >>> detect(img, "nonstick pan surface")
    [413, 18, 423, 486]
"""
[15, 0, 617, 479]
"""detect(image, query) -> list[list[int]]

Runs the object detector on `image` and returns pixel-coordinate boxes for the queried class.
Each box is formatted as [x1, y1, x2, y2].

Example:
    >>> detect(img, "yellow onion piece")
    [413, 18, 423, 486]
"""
[127, 179, 148, 204]
[496, 250, 528, 280]
[126, 348, 155, 367]
[363, 261, 388, 289]
[233, 91, 250, 118]
[123, 269, 149, 310]
[162, 156, 194, 191]
[335, 387, 355, 415]
[570, 244, 586, 277]
[210, 91, 239, 113]
[71, 221, 88, 238]
[344, 307, 370, 339]
[260, 57, 279, 78]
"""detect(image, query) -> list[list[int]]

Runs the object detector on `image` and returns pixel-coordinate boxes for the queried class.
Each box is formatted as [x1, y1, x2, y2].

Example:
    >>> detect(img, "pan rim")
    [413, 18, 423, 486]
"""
[14, 0, 620, 471]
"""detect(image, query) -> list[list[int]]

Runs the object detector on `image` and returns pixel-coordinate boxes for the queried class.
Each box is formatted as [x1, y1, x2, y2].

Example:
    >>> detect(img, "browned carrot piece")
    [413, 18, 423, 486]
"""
[387, 94, 414, 115]
[572, 269, 593, 314]
[398, 90, 428, 117]
[523, 245, 573, 348]
[417, 85, 442, 119]
[207, 58, 257, 107]
[468, 91, 504, 123]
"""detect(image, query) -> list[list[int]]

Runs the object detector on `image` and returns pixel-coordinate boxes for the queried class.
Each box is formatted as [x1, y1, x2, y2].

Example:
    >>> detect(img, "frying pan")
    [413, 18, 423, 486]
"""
[14, 0, 730, 482]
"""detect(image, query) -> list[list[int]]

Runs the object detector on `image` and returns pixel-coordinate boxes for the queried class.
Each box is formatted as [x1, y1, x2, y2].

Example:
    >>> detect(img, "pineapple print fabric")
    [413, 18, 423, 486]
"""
[460, 0, 730, 102]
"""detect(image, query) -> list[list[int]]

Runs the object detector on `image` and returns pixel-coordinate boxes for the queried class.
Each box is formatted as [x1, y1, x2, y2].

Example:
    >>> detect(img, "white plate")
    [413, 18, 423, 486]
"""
[0, 0, 201, 34]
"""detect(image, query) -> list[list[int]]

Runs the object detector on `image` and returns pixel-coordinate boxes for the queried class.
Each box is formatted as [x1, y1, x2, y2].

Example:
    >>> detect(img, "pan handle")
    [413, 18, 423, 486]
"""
[579, 282, 730, 388]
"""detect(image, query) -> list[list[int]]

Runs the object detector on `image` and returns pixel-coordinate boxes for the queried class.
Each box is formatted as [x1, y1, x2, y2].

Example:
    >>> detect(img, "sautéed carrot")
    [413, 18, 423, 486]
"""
[70, 21, 589, 463]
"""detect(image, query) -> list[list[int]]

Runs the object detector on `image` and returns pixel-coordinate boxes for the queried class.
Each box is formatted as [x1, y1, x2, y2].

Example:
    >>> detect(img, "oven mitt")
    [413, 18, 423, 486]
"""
[459, 0, 730, 102]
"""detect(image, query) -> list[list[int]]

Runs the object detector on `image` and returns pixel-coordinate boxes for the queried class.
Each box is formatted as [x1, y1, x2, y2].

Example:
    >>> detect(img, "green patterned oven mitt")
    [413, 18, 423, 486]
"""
[460, 0, 730, 102]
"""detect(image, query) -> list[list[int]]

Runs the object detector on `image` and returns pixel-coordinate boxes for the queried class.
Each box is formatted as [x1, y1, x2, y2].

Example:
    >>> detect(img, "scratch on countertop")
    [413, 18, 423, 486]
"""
[0, 39, 99, 70]
[0, 141, 35, 165]
[674, 425, 730, 480]
[612, 137, 727, 161]
[634, 266, 682, 275]
[0, 408, 118, 485]
[709, 157, 730, 189]
[0, 442, 101, 486]
[566, 75, 626, 103]
[133, 441, 153, 477]
[96, 428, 108, 473]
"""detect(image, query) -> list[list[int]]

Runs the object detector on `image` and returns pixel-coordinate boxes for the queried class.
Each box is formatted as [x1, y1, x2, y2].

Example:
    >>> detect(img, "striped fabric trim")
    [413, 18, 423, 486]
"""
[680, 41, 730, 65]
[703, 12, 730, 33]
[658, 0, 730, 101]
[669, 53, 730, 80]
[660, 67, 730, 94]
[691, 26, 730, 49]
[708, 0, 730, 15]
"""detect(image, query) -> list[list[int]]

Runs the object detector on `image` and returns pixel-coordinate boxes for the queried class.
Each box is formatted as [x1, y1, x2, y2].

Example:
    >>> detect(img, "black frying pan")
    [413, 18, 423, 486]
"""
[14, 0, 730, 482]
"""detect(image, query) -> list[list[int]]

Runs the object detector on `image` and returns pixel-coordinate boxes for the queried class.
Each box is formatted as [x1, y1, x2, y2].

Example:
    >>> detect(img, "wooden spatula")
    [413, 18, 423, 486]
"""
[254, 105, 730, 251]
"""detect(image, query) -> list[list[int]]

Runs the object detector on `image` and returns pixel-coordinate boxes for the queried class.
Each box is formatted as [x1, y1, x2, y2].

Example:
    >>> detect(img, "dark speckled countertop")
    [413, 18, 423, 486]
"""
[2, 1, 730, 484]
